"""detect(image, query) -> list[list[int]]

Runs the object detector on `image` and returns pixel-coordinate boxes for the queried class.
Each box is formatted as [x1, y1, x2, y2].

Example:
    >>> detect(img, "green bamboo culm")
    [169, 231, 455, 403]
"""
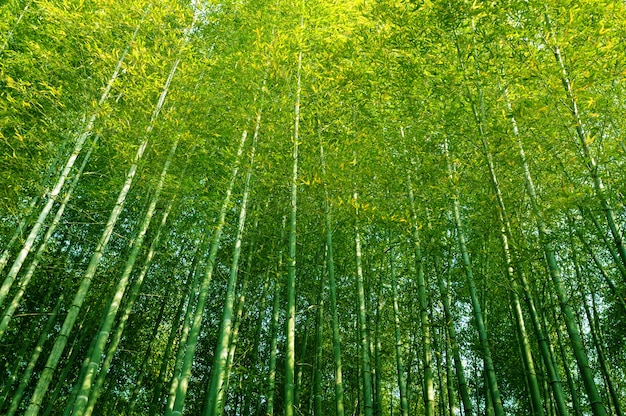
[205, 111, 259, 416]
[169, 129, 248, 416]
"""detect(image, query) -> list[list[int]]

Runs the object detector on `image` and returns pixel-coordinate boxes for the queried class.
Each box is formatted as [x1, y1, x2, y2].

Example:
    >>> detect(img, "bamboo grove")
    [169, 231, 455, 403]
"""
[1, 0, 625, 414]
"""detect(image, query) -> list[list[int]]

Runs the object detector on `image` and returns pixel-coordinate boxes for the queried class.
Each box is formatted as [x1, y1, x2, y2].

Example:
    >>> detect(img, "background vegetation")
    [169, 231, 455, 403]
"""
[1, 0, 625, 415]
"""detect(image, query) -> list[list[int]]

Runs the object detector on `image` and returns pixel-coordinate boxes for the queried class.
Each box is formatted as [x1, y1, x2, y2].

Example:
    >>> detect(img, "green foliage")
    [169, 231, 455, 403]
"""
[1, 0, 626, 415]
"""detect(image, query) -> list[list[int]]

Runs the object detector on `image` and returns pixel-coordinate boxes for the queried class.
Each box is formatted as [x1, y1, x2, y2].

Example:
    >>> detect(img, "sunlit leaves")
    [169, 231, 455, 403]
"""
[1, 0, 625, 414]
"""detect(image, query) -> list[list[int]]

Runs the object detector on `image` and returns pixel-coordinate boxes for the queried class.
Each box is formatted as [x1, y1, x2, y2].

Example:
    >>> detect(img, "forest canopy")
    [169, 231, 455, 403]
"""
[1, 0, 625, 415]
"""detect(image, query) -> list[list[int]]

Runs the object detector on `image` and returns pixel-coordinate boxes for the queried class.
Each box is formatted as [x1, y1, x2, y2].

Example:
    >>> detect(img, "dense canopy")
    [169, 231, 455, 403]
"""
[1, 0, 625, 415]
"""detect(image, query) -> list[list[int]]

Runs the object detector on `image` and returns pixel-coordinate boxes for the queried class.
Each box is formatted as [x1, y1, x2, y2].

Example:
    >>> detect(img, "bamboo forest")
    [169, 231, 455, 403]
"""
[2, 0, 626, 414]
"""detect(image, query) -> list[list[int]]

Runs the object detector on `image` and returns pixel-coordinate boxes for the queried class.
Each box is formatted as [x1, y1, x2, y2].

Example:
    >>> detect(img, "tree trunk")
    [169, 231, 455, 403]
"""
[169, 127, 247, 416]
[354, 188, 374, 416]
[72, 139, 178, 416]
[265, 244, 283, 416]
[0, 0, 34, 53]
[435, 254, 473, 416]
[546, 17, 626, 276]
[6, 295, 63, 416]
[506, 89, 607, 416]
[406, 173, 435, 416]
[389, 244, 409, 416]
[205, 112, 259, 416]
[319, 128, 346, 416]
[284, 45, 303, 416]
[444, 139, 504, 416]
[148, 258, 198, 416]
[0, 15, 144, 308]
[0, 138, 98, 340]
[571, 239, 624, 416]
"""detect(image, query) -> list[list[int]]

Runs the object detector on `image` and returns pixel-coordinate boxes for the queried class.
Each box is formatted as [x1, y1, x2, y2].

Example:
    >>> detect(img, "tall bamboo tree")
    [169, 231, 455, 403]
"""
[169, 128, 248, 416]
[205, 111, 259, 416]
[444, 139, 505, 416]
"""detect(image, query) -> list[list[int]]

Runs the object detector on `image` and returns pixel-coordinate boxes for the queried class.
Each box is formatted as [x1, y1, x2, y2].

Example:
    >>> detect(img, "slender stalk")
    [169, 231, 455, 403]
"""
[240, 266, 271, 416]
[506, 84, 607, 415]
[457, 32, 544, 411]
[265, 279, 281, 416]
[87, 199, 185, 416]
[0, 0, 34, 55]
[545, 15, 626, 275]
[40, 304, 95, 416]
[591, 291, 623, 415]
[72, 140, 178, 415]
[6, 295, 63, 416]
[573, 221, 626, 313]
[0, 14, 145, 308]
[218, 216, 262, 414]
[435, 252, 473, 416]
[582, 205, 626, 284]
[389, 244, 409, 416]
[353, 187, 374, 416]
[571, 233, 623, 416]
[478, 124, 543, 416]
[24, 32, 185, 411]
[149, 239, 203, 416]
[433, 328, 447, 416]
[313, 287, 324, 416]
[149, 260, 199, 416]
[284, 43, 303, 416]
[0, 303, 43, 410]
[319, 126, 345, 416]
[551, 306, 583, 416]
[170, 129, 248, 416]
[0, 196, 39, 275]
[373, 277, 383, 416]
[457, 22, 542, 412]
[406, 173, 435, 416]
[502, 85, 570, 416]
[165, 254, 203, 416]
[217, 271, 250, 414]
[293, 317, 309, 410]
[266, 218, 286, 416]
[26, 139, 149, 416]
[444, 139, 504, 416]
[0, 138, 97, 340]
[205, 112, 259, 415]
[442, 324, 458, 416]
[126, 296, 169, 414]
